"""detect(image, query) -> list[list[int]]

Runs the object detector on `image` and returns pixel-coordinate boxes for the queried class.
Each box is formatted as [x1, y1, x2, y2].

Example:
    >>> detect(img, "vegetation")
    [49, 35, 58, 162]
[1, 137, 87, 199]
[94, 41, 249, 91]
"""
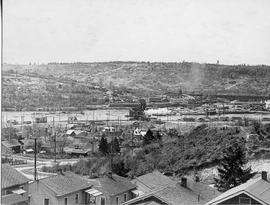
[41, 125, 252, 179]
[214, 143, 256, 192]
[2, 62, 270, 110]
[99, 136, 109, 155]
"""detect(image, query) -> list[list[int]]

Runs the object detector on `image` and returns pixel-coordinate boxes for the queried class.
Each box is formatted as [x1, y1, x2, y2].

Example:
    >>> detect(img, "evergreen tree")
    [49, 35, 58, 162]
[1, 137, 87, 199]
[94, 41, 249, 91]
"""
[139, 99, 147, 111]
[143, 129, 155, 146]
[99, 136, 109, 155]
[155, 131, 162, 141]
[110, 137, 120, 154]
[214, 143, 256, 192]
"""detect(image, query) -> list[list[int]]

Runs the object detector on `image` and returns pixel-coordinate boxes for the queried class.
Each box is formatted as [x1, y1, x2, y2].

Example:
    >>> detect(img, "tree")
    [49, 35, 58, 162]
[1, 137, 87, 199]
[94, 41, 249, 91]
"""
[168, 128, 178, 138]
[110, 137, 120, 154]
[143, 129, 155, 146]
[111, 157, 130, 177]
[99, 136, 109, 155]
[57, 135, 72, 154]
[139, 99, 147, 111]
[214, 143, 256, 192]
[2, 127, 18, 141]
[155, 131, 162, 141]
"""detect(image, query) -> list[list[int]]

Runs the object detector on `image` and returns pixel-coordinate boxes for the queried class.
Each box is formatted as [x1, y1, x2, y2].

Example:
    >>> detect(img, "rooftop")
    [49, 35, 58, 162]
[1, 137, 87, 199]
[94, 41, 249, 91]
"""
[124, 176, 220, 205]
[131, 170, 175, 193]
[39, 171, 93, 197]
[1, 193, 28, 205]
[93, 174, 137, 196]
[2, 140, 21, 148]
[1, 164, 30, 189]
[206, 177, 270, 205]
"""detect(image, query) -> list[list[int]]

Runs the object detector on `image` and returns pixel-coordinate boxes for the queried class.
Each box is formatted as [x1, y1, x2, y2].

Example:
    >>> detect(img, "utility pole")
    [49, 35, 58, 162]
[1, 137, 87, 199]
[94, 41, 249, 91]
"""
[110, 143, 113, 172]
[53, 117, 56, 163]
[34, 138, 38, 181]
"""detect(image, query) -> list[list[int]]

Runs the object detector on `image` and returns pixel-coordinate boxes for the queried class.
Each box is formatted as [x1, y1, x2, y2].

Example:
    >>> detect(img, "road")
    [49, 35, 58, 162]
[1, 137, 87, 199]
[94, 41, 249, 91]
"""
[9, 154, 81, 180]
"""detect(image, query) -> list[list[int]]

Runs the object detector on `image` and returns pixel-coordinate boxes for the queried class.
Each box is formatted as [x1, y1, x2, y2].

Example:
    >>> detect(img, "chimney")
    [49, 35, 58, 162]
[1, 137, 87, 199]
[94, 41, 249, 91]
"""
[181, 177, 187, 188]
[262, 171, 267, 181]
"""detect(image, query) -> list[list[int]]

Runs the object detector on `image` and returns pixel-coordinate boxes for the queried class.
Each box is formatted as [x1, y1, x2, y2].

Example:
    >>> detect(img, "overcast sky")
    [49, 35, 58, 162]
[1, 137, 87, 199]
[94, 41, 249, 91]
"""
[3, 0, 270, 65]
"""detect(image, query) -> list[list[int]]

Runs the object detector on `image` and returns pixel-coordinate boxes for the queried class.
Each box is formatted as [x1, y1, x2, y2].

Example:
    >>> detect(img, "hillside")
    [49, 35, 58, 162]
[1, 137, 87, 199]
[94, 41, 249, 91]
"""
[2, 62, 270, 109]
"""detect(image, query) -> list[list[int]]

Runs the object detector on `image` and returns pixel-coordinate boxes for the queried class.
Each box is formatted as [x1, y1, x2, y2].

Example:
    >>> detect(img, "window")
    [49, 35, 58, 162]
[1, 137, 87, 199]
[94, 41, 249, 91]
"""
[239, 197, 251, 205]
[75, 194, 79, 204]
[100, 197, 106, 205]
[124, 194, 127, 202]
[116, 197, 119, 205]
[44, 198, 49, 205]
[64, 197, 68, 205]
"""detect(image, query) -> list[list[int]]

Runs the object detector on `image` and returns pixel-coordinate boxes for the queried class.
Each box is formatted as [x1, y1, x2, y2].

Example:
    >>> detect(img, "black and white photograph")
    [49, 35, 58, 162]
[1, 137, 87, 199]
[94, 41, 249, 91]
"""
[1, 0, 270, 205]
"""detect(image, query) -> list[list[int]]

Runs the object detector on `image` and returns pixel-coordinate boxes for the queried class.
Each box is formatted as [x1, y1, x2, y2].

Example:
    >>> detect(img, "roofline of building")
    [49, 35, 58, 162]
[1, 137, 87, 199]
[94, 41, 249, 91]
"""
[2, 181, 30, 190]
[121, 191, 171, 205]
[36, 176, 93, 198]
[121, 183, 179, 205]
[108, 187, 137, 197]
[206, 190, 269, 205]
[55, 186, 93, 198]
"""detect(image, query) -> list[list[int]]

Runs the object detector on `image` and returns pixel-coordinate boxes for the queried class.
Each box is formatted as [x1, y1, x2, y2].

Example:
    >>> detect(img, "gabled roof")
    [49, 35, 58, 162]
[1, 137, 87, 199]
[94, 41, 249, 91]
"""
[93, 174, 136, 196]
[1, 164, 30, 189]
[40, 172, 93, 197]
[131, 170, 174, 193]
[1, 193, 28, 205]
[66, 130, 75, 135]
[124, 177, 220, 205]
[206, 178, 270, 205]
[2, 140, 21, 148]
[123, 183, 207, 205]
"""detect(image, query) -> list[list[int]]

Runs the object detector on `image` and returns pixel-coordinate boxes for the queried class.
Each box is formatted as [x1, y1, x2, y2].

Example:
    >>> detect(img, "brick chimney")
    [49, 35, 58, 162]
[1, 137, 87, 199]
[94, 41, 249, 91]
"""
[181, 177, 187, 188]
[262, 171, 267, 181]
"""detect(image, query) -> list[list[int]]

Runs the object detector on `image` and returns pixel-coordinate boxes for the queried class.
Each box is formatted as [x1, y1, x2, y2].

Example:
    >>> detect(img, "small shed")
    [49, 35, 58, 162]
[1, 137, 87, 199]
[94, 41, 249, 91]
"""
[2, 140, 22, 154]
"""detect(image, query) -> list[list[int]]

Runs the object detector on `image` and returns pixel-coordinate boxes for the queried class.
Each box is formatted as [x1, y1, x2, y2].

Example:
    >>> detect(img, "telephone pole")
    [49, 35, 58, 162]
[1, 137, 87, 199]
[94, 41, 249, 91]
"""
[34, 138, 38, 181]
[53, 117, 56, 163]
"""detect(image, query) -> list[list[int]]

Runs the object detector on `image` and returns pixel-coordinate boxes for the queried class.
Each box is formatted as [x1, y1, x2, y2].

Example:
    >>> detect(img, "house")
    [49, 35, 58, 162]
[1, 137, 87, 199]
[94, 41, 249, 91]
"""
[206, 171, 270, 205]
[102, 127, 116, 133]
[66, 130, 88, 138]
[148, 97, 168, 103]
[133, 128, 147, 139]
[2, 140, 22, 153]
[29, 171, 94, 205]
[1, 164, 31, 205]
[123, 175, 220, 205]
[86, 172, 137, 205]
[131, 170, 175, 194]
[64, 147, 90, 157]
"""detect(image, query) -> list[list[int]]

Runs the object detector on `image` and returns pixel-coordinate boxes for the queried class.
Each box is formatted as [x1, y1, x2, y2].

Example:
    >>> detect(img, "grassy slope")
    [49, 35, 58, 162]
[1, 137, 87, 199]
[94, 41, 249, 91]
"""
[2, 62, 270, 108]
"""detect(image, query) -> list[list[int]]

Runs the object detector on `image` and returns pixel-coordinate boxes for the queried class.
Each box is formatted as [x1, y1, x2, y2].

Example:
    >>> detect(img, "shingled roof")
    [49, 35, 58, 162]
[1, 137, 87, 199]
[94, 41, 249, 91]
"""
[1, 193, 28, 205]
[206, 177, 270, 205]
[93, 174, 137, 196]
[124, 176, 220, 205]
[40, 171, 93, 197]
[2, 140, 21, 148]
[131, 170, 174, 193]
[1, 164, 30, 189]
